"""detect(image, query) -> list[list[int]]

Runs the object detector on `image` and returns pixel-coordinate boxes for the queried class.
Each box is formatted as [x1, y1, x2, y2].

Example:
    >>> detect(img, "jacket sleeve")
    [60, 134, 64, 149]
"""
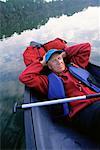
[19, 60, 48, 96]
[64, 43, 91, 68]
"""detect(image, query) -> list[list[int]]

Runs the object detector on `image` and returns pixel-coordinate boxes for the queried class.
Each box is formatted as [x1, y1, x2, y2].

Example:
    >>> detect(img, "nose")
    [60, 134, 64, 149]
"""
[56, 58, 62, 65]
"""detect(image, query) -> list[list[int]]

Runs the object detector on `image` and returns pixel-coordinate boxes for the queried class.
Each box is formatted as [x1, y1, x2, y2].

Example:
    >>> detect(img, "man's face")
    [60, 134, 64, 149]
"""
[47, 53, 66, 74]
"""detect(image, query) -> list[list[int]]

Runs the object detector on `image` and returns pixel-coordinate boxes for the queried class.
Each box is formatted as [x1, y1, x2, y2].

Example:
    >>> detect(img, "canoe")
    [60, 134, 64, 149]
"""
[24, 42, 100, 150]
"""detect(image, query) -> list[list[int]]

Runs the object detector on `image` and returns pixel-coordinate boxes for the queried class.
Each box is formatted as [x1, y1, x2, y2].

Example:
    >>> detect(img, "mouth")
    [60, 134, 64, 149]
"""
[56, 64, 65, 69]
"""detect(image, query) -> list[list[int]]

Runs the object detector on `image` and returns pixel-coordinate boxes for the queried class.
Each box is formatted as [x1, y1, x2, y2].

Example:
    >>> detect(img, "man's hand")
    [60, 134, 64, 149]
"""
[40, 54, 47, 67]
[60, 51, 67, 58]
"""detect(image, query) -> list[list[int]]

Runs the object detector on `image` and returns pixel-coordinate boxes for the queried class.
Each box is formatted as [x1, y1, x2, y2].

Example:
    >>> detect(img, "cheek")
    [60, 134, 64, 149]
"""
[62, 63, 66, 68]
[48, 63, 56, 71]
[48, 62, 53, 70]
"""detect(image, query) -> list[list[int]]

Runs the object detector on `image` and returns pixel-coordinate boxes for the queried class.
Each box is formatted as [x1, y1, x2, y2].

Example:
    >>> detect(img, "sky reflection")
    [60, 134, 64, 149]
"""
[0, 6, 100, 73]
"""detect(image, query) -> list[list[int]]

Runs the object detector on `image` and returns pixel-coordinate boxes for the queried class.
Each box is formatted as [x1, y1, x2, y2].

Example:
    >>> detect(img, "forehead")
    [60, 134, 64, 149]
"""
[50, 53, 60, 60]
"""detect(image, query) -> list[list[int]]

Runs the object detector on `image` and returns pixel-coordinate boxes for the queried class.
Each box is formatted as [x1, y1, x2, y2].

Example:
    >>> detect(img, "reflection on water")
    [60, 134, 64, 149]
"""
[1, 0, 99, 39]
[0, 6, 100, 149]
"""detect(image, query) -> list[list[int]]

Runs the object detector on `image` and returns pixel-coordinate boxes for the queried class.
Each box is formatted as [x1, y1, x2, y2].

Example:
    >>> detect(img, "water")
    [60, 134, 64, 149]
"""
[0, 6, 100, 149]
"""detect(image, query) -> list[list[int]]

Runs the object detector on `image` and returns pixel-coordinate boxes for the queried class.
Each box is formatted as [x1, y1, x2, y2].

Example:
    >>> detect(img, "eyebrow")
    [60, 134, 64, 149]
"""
[50, 55, 62, 61]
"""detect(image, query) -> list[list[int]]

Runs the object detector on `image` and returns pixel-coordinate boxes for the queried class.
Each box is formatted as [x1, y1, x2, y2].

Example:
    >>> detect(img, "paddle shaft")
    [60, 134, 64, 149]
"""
[17, 93, 100, 109]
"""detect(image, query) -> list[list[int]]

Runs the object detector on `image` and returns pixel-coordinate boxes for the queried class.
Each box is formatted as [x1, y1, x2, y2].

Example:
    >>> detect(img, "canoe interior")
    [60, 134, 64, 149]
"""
[24, 63, 100, 150]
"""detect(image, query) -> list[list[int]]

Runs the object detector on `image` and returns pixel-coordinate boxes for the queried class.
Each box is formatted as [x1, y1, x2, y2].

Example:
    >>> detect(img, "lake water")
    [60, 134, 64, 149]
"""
[0, 6, 100, 149]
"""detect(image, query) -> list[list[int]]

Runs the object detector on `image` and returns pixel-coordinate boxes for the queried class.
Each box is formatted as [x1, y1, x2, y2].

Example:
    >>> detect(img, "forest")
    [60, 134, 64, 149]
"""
[0, 0, 99, 39]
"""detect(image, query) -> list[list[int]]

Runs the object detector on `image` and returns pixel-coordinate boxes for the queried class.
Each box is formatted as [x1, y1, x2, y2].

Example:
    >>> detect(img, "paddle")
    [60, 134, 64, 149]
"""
[14, 93, 100, 113]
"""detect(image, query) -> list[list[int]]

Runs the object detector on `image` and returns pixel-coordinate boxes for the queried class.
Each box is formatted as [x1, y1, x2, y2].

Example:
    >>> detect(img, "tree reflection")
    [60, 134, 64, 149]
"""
[0, 0, 99, 39]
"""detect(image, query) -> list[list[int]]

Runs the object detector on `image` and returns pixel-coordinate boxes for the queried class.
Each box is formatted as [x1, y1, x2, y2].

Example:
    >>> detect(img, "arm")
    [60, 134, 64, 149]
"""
[19, 60, 48, 96]
[64, 43, 91, 68]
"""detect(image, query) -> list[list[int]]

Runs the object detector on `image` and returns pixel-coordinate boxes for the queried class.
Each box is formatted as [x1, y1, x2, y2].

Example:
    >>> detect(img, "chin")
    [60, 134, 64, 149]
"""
[56, 68, 65, 73]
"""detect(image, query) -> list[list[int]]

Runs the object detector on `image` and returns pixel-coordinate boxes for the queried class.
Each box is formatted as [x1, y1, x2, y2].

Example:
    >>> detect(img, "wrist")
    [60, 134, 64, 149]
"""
[61, 51, 67, 58]
[40, 60, 46, 67]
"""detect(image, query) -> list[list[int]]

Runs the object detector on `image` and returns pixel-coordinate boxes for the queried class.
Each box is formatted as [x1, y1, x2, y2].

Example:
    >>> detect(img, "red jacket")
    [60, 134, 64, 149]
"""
[19, 43, 100, 118]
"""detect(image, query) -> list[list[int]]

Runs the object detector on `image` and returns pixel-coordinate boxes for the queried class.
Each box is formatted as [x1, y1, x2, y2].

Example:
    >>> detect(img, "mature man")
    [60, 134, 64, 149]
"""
[19, 43, 100, 139]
